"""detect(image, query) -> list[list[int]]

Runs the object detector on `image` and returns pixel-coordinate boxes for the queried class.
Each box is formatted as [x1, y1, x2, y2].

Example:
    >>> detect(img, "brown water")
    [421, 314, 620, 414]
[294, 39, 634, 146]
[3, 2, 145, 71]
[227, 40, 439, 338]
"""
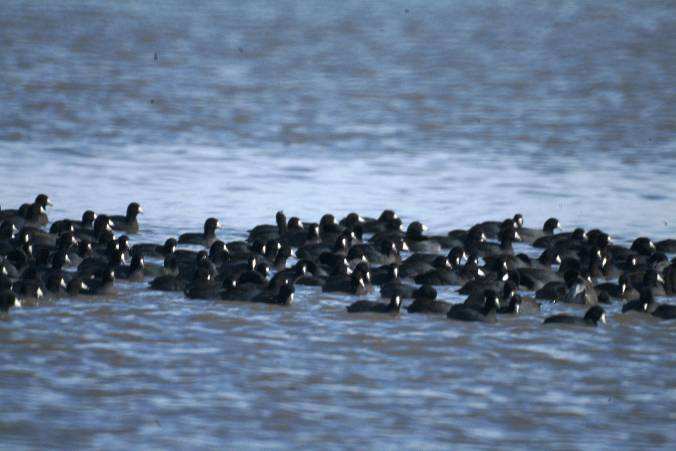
[1, 1, 676, 448]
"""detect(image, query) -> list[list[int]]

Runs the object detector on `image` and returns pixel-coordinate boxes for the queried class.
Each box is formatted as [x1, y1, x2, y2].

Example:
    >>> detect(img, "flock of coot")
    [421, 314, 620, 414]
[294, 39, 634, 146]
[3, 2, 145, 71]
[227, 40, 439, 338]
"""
[1, 195, 675, 325]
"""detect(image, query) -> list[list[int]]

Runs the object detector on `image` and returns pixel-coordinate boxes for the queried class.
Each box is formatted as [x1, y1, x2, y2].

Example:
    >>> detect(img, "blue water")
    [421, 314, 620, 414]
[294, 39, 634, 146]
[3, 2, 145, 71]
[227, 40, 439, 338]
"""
[1, 1, 676, 449]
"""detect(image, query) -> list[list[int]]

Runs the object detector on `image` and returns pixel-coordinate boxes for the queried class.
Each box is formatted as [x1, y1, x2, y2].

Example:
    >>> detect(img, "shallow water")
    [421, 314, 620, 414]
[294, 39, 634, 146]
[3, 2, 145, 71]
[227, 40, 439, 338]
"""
[1, 1, 676, 449]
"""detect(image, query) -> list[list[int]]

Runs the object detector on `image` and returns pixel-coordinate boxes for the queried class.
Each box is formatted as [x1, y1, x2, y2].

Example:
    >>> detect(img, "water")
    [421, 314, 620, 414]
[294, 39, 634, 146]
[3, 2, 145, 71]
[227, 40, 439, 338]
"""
[1, 1, 676, 448]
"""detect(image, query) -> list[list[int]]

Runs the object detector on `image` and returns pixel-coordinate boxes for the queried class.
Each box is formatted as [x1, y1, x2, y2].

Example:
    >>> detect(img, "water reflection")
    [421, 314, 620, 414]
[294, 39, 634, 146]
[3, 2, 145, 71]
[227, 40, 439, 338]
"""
[1, 0, 676, 448]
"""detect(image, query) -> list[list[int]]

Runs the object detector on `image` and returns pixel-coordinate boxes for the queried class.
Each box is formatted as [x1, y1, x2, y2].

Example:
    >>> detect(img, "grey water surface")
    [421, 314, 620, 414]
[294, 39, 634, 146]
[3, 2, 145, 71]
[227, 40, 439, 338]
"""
[1, 1, 676, 449]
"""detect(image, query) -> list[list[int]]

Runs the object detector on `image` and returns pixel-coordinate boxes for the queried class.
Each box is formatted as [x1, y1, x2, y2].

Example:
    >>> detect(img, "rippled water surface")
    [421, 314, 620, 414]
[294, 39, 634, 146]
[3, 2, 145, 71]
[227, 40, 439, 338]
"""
[1, 1, 676, 449]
